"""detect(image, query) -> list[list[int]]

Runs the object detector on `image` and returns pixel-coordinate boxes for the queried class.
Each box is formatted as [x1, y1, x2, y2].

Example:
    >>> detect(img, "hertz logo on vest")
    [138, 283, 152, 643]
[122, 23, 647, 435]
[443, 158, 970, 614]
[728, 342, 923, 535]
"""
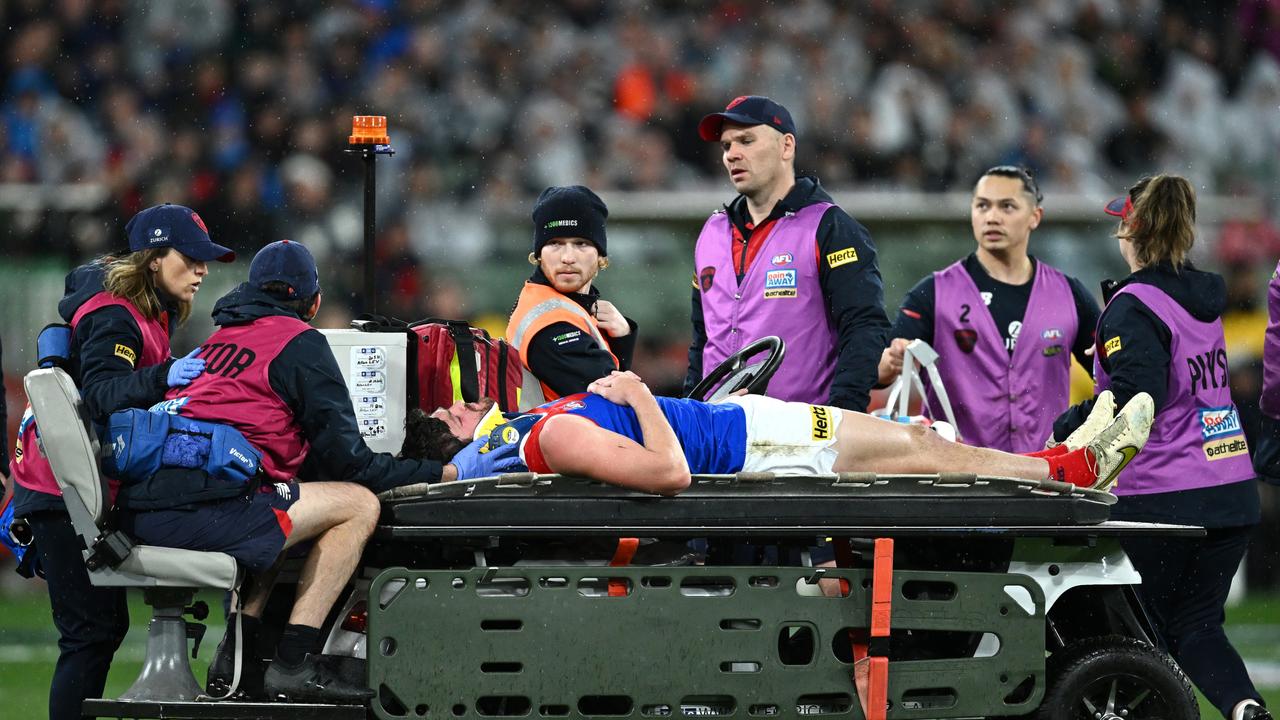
[114, 343, 137, 366]
[825, 248, 858, 268]
[810, 405, 833, 440]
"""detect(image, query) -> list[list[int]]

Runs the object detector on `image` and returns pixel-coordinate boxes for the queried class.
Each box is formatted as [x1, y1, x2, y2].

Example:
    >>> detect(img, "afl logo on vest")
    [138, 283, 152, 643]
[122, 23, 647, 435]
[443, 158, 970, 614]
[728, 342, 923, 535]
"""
[1199, 406, 1248, 461]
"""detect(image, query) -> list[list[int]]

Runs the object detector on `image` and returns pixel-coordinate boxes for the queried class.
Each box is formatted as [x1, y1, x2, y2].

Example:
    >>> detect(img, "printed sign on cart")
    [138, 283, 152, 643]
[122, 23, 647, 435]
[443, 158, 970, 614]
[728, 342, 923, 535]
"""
[359, 417, 387, 439]
[355, 396, 387, 417]
[353, 370, 386, 394]
[351, 346, 386, 371]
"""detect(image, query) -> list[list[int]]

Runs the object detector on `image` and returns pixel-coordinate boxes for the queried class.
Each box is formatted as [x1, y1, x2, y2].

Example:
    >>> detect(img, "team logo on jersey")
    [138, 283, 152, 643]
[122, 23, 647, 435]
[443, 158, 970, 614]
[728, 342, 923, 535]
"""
[810, 405, 833, 440]
[114, 343, 137, 366]
[825, 248, 858, 268]
[563, 401, 586, 411]
[1200, 406, 1249, 461]
[954, 329, 978, 353]
[764, 269, 798, 299]
[771, 252, 793, 266]
[480, 424, 522, 454]
[699, 266, 716, 291]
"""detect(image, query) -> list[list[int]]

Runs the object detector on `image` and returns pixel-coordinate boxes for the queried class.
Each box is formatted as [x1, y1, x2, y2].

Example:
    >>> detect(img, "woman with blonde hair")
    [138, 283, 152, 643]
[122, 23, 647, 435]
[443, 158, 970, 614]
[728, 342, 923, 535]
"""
[9, 203, 234, 720]
[1051, 175, 1268, 720]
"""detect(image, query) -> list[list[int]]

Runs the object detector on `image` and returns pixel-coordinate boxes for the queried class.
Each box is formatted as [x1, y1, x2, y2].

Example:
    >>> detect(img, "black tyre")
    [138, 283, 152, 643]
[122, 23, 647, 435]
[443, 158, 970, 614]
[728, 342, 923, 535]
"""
[1037, 635, 1198, 720]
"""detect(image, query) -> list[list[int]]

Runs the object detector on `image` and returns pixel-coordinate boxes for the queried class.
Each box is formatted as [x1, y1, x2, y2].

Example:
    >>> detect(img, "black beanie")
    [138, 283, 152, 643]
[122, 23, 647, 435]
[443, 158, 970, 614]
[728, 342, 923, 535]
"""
[531, 185, 608, 257]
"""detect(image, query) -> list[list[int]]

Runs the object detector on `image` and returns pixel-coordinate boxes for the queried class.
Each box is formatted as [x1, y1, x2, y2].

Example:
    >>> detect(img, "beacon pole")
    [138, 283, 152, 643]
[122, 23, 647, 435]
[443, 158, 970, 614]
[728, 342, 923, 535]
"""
[346, 115, 395, 315]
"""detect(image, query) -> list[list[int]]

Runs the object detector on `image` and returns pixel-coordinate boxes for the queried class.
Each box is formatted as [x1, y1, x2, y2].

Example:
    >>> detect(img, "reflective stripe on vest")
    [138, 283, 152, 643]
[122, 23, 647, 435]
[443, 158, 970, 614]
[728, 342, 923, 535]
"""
[506, 282, 618, 400]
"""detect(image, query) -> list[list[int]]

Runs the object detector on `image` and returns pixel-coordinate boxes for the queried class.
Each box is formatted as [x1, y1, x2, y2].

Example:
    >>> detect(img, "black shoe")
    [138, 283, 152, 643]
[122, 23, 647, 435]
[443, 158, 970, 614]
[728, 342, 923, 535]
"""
[264, 654, 375, 704]
[1243, 705, 1273, 720]
[206, 629, 267, 700]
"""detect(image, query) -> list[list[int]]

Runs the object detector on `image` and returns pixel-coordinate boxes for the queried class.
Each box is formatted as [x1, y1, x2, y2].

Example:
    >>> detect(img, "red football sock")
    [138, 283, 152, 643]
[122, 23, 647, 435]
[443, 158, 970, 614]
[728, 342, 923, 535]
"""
[1043, 447, 1097, 488]
[1025, 444, 1070, 458]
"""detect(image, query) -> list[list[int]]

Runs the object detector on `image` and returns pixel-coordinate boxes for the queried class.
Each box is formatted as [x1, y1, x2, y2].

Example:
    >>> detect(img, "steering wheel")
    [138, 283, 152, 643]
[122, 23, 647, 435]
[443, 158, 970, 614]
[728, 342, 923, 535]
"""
[686, 336, 786, 402]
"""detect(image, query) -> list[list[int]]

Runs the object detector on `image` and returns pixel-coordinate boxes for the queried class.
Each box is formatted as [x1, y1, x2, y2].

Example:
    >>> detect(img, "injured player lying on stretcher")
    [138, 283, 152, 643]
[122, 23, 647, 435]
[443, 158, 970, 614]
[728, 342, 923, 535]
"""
[403, 371, 1152, 495]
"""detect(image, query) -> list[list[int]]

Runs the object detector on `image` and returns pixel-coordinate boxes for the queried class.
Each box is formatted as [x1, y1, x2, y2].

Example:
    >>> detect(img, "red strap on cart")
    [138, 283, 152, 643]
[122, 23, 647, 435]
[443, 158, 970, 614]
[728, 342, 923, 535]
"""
[864, 538, 894, 720]
[607, 537, 639, 597]
[835, 538, 893, 720]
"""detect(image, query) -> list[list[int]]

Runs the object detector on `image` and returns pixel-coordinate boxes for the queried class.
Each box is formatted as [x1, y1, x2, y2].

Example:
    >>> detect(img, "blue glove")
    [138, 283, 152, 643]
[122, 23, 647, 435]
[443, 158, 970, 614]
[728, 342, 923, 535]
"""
[450, 434, 525, 481]
[166, 347, 206, 387]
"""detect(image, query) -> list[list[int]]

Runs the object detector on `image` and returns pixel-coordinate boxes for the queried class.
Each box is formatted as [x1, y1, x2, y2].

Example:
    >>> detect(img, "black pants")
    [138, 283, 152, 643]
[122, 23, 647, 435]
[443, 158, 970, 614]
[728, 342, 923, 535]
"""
[1122, 526, 1261, 718]
[28, 511, 130, 720]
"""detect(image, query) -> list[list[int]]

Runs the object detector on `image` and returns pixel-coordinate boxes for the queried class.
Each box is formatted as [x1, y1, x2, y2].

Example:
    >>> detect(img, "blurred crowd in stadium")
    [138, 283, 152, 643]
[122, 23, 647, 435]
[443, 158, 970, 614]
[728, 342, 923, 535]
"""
[3, 1, 1280, 601]
[4, 0, 1280, 271]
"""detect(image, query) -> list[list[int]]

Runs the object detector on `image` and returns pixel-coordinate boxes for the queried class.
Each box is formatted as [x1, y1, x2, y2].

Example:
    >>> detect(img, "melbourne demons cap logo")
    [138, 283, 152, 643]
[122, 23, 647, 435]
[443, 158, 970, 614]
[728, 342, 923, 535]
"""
[954, 329, 978, 354]
[699, 266, 716, 291]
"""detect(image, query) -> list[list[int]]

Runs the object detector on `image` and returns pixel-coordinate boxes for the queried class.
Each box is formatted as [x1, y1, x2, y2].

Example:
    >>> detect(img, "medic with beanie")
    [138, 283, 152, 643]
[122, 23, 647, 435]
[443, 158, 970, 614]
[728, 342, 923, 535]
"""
[507, 185, 638, 401]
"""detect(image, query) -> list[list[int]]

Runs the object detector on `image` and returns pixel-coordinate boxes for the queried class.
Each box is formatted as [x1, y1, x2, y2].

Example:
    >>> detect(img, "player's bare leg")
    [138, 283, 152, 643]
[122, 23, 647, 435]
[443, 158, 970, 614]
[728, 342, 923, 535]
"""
[831, 413, 1050, 479]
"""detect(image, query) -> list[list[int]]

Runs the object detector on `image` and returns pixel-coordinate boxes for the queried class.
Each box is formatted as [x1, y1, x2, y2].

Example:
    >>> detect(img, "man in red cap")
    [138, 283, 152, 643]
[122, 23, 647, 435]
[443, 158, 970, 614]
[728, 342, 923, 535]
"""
[685, 95, 889, 412]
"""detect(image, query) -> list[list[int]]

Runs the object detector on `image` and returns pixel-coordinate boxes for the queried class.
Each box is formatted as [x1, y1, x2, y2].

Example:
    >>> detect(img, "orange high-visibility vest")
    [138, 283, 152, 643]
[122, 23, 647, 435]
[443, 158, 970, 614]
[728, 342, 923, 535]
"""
[506, 281, 619, 401]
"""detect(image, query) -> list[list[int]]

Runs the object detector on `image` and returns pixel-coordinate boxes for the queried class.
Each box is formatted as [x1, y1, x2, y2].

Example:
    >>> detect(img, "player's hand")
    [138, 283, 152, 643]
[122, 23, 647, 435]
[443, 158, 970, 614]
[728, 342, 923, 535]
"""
[877, 338, 909, 385]
[166, 347, 206, 387]
[587, 370, 648, 406]
[594, 300, 630, 338]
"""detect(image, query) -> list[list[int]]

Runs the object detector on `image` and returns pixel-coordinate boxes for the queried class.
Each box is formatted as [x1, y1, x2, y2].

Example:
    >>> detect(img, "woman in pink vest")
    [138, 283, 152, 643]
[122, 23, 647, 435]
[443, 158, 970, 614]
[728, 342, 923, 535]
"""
[1052, 176, 1268, 720]
[8, 204, 233, 720]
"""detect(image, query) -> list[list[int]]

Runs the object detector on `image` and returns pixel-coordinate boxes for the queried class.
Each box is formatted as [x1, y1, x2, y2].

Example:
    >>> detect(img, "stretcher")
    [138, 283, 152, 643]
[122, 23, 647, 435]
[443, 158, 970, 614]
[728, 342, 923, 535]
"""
[337, 473, 1200, 720]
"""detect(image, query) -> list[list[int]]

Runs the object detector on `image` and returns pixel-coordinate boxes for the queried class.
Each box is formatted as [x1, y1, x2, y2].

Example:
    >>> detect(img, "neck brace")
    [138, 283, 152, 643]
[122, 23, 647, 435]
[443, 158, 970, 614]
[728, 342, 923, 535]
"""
[472, 403, 505, 441]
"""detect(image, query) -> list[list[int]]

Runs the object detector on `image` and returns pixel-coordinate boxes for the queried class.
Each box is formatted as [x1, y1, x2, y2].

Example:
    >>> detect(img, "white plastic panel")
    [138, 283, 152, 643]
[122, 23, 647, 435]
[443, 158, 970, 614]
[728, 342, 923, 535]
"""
[320, 329, 409, 455]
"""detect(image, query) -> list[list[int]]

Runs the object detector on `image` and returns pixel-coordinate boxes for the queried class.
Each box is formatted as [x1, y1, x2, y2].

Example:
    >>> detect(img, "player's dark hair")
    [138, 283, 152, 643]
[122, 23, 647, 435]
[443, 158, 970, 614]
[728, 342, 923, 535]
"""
[259, 281, 320, 320]
[1117, 174, 1196, 269]
[402, 409, 468, 463]
[979, 165, 1043, 206]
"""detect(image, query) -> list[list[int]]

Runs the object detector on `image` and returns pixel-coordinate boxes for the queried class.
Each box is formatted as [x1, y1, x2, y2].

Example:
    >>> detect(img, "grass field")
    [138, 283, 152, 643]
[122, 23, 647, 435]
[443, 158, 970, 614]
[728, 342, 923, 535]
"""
[1, 586, 1278, 719]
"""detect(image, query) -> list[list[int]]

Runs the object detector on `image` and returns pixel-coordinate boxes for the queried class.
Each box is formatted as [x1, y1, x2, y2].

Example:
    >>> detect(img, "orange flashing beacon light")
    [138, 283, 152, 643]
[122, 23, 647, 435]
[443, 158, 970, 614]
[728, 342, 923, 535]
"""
[349, 115, 390, 145]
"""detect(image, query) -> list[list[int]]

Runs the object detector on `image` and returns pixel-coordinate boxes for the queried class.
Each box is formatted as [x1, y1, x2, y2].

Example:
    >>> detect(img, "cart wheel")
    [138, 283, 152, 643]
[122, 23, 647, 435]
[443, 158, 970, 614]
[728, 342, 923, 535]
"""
[1038, 635, 1197, 720]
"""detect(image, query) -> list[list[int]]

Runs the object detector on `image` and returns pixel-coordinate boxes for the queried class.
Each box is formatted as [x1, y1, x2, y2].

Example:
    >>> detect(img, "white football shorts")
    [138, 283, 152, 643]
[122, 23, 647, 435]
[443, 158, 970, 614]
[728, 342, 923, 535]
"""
[723, 395, 843, 475]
